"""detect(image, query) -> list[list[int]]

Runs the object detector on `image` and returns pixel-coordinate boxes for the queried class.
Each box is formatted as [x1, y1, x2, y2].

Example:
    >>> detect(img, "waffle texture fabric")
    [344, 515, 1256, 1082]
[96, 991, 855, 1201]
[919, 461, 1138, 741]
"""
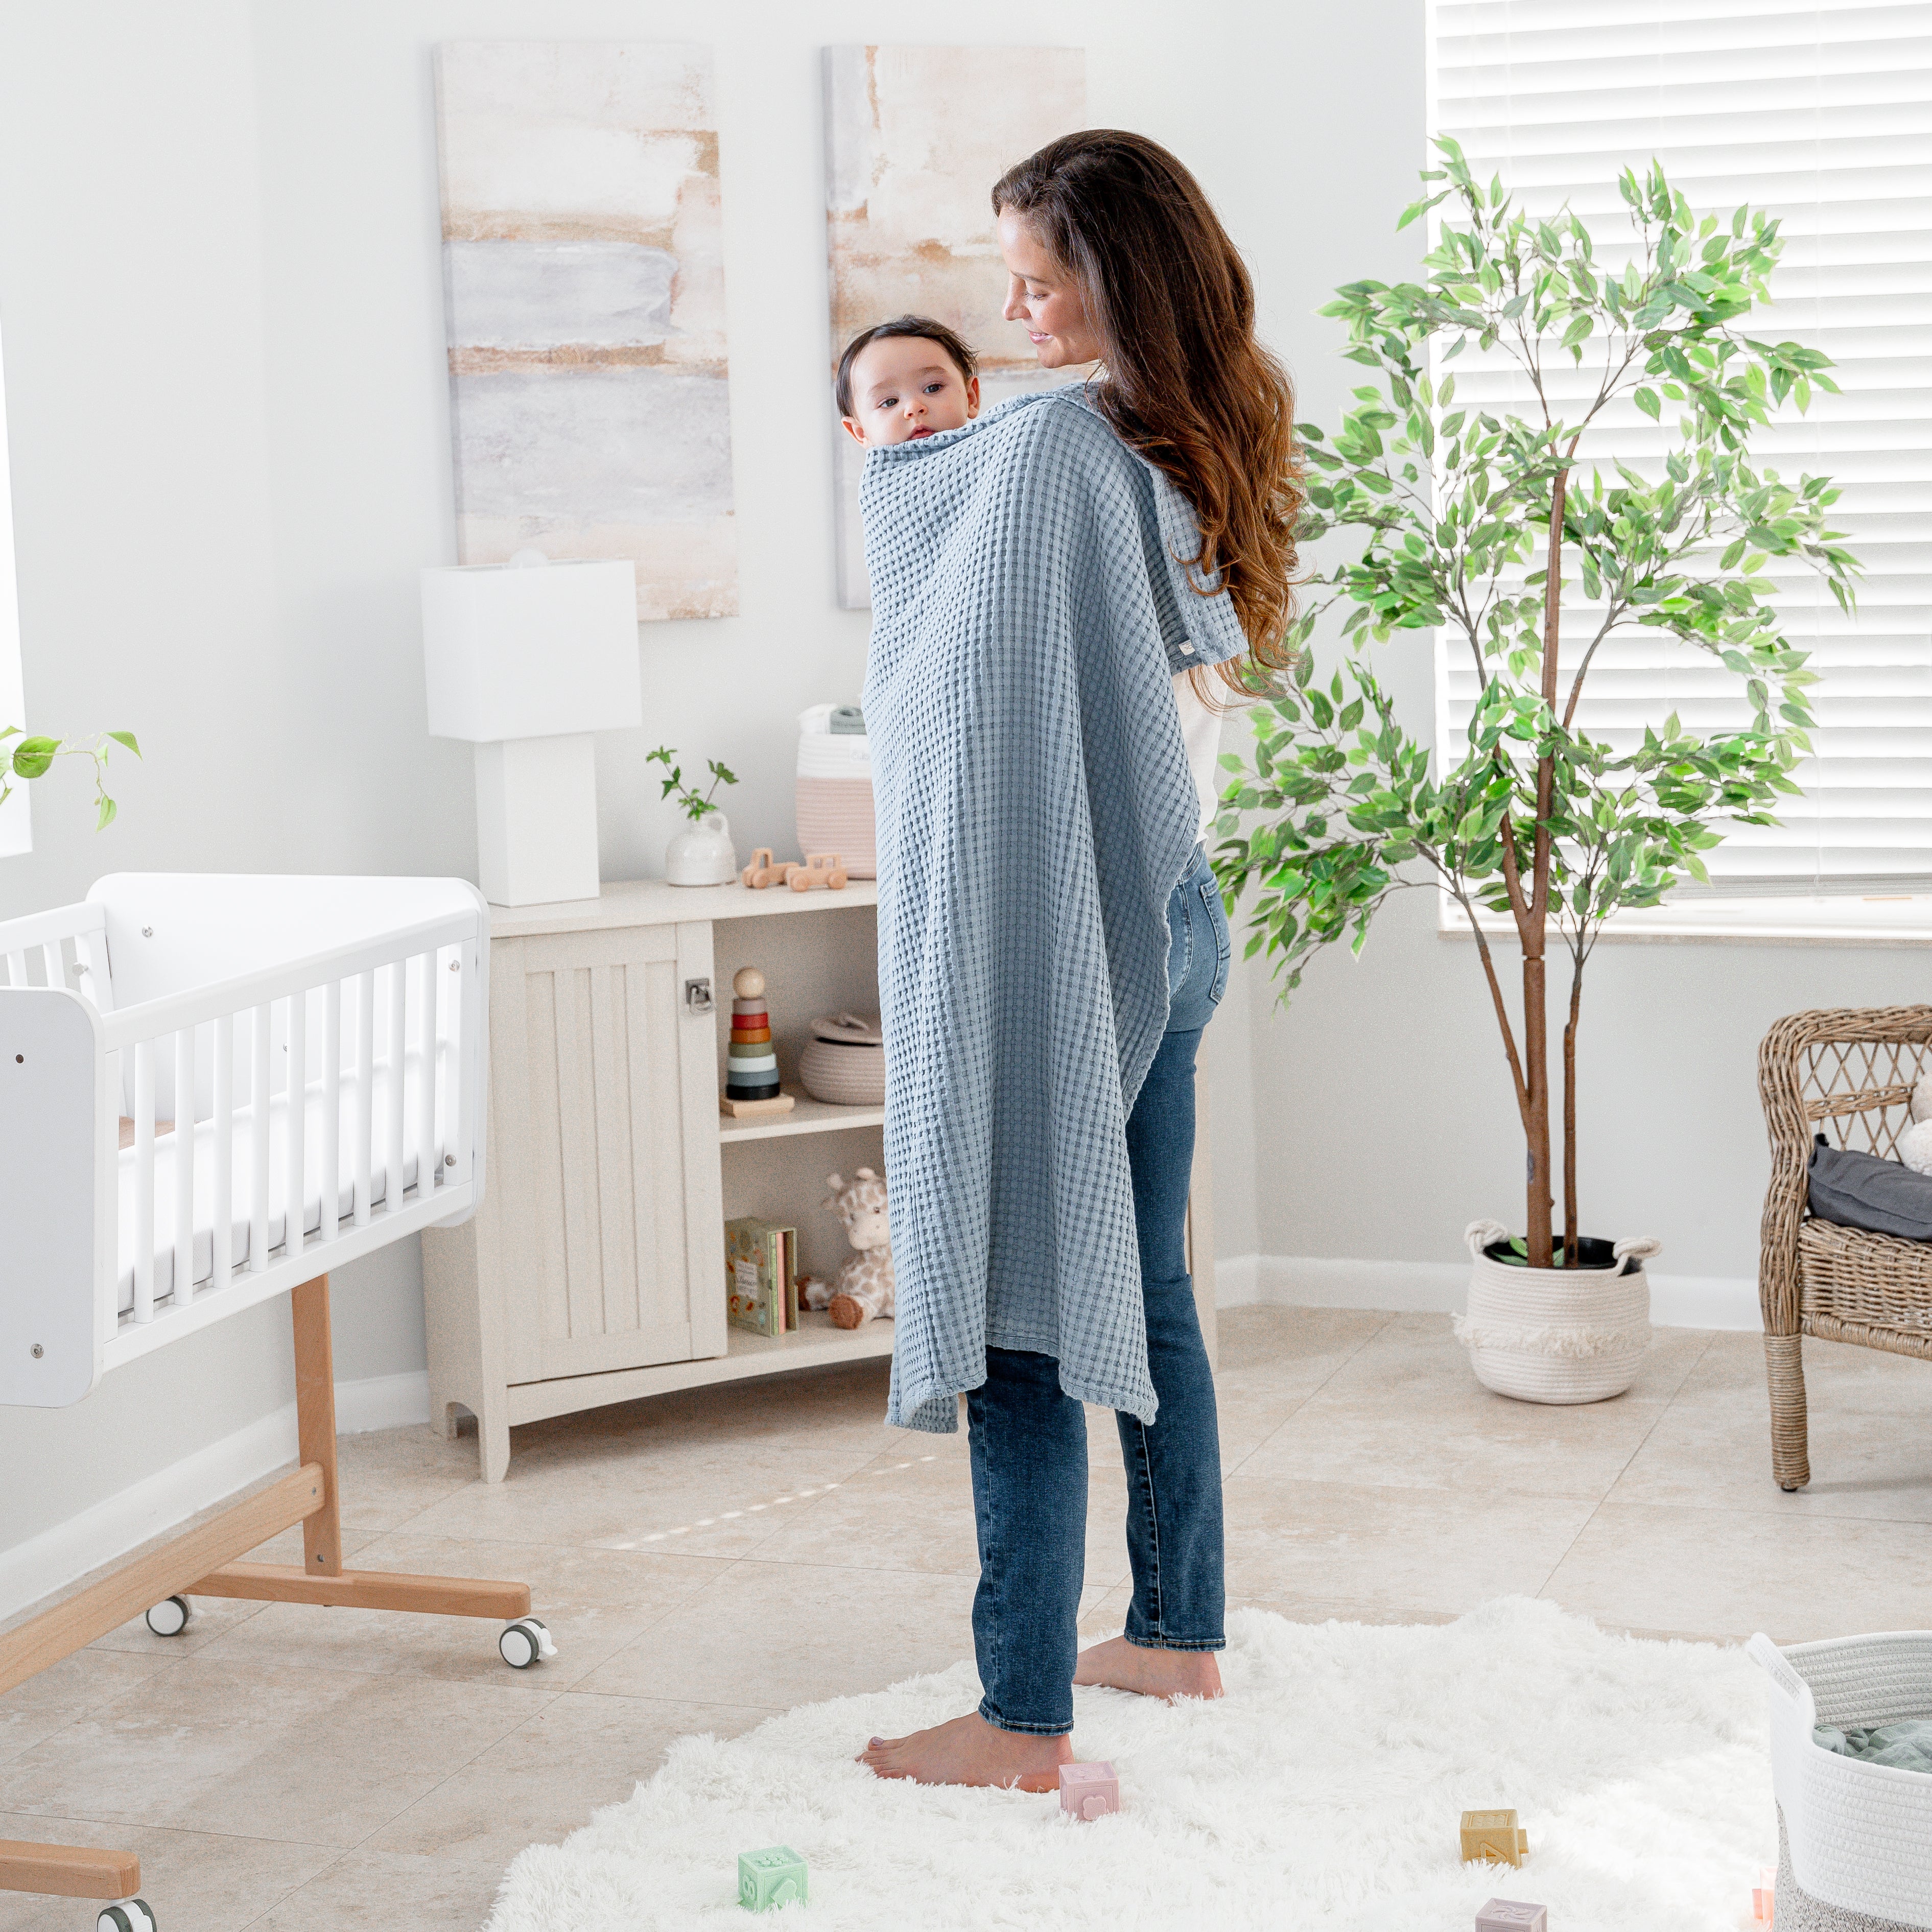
[861, 385, 1245, 1433]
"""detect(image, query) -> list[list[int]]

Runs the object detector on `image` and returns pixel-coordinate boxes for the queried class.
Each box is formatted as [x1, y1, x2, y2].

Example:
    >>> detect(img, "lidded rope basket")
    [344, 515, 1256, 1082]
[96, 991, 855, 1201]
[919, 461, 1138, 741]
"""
[797, 1012, 885, 1107]
[1749, 1630, 1932, 1929]
[1454, 1219, 1657, 1404]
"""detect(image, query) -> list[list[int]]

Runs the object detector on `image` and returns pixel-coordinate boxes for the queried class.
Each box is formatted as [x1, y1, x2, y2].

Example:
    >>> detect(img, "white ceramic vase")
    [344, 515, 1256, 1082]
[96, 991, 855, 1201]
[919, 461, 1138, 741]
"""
[665, 811, 737, 888]
[1454, 1218, 1660, 1404]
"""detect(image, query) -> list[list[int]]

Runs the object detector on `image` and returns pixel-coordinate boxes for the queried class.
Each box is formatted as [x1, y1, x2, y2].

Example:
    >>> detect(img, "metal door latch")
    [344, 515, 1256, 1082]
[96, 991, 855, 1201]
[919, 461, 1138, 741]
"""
[685, 977, 714, 1015]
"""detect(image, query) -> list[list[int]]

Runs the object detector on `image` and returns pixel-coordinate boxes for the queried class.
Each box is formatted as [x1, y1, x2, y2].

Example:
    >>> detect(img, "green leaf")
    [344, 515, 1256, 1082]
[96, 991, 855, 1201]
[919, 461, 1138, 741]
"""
[11, 736, 58, 780]
[105, 731, 142, 757]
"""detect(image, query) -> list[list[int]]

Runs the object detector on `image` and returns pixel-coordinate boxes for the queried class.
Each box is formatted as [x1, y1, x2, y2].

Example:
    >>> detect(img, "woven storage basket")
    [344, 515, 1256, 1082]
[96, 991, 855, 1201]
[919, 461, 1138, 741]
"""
[796, 714, 875, 879]
[1454, 1219, 1656, 1403]
[1749, 1631, 1932, 1928]
[797, 1012, 884, 1106]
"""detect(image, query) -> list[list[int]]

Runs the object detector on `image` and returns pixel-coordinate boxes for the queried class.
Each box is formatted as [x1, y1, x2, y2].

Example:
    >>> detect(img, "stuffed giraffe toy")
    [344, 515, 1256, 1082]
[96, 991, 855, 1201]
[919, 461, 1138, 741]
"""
[799, 1167, 895, 1329]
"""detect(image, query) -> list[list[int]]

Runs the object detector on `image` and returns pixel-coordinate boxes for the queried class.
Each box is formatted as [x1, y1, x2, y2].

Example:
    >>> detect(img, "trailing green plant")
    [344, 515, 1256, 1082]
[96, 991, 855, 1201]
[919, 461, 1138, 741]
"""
[0, 726, 140, 830]
[1213, 144, 1858, 1267]
[647, 744, 738, 821]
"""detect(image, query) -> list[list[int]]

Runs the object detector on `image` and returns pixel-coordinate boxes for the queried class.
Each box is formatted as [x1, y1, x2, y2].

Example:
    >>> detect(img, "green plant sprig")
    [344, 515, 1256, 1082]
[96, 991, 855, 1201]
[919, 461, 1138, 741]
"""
[646, 744, 738, 822]
[0, 727, 141, 830]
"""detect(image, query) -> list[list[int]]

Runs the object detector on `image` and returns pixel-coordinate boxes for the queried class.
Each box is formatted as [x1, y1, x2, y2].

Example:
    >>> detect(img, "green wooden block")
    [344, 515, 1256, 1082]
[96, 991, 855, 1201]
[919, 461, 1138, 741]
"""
[737, 1845, 807, 1912]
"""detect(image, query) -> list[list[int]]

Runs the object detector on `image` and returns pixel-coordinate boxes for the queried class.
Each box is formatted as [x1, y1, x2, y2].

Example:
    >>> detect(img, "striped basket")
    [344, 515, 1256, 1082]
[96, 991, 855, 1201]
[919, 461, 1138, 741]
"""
[1749, 1631, 1932, 1928]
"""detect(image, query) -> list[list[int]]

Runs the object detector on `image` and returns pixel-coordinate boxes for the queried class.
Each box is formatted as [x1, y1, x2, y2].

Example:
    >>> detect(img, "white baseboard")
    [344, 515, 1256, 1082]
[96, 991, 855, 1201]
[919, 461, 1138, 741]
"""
[1216, 1253, 1761, 1332]
[334, 1368, 431, 1434]
[0, 1368, 431, 1627]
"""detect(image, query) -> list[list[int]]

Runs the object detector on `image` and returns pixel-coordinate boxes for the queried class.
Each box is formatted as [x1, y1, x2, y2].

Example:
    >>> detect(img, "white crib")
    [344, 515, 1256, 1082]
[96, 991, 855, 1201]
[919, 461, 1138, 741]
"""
[0, 874, 552, 1929]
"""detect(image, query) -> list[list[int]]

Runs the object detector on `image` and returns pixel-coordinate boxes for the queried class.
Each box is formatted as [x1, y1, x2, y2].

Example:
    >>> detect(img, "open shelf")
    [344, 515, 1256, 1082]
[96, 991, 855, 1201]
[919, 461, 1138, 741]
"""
[718, 1092, 884, 1142]
[724, 1307, 896, 1365]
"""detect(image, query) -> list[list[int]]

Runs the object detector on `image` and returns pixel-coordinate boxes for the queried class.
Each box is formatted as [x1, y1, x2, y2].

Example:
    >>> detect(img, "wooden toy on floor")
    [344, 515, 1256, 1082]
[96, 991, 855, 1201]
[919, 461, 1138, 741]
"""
[740, 849, 795, 889]
[797, 1168, 893, 1327]
[788, 851, 849, 892]
[1059, 1760, 1119, 1820]
[1460, 1809, 1529, 1867]
[1752, 1866, 1776, 1923]
[737, 1845, 807, 1911]
[721, 967, 793, 1119]
[1474, 1901, 1546, 1931]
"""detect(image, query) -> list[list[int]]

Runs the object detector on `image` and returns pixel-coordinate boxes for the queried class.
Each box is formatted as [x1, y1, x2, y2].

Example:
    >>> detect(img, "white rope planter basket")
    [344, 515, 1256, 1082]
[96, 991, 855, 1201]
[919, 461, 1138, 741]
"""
[1750, 1631, 1932, 1928]
[1453, 1219, 1657, 1404]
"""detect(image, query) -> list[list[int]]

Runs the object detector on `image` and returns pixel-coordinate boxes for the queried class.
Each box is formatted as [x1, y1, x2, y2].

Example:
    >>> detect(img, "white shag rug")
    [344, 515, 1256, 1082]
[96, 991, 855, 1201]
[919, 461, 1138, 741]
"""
[487, 1597, 1775, 1931]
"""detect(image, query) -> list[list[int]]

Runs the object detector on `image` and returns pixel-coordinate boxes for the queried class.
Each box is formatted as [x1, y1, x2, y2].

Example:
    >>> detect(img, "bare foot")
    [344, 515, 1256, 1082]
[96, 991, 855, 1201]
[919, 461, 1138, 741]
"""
[1073, 1636, 1223, 1702]
[858, 1711, 1074, 1790]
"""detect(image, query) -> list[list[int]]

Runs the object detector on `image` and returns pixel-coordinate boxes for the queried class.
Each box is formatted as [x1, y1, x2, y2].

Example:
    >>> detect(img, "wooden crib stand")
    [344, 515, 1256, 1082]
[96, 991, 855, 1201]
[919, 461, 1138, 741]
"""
[0, 874, 550, 1926]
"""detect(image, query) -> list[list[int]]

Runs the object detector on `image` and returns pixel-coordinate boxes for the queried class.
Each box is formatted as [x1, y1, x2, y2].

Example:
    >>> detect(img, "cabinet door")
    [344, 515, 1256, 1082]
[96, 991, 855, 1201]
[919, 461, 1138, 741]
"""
[498, 921, 723, 1383]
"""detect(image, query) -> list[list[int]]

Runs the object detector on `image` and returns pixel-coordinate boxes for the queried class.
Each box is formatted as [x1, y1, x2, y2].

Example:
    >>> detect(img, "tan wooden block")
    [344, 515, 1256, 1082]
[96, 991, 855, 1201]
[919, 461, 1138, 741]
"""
[1460, 1809, 1529, 1867]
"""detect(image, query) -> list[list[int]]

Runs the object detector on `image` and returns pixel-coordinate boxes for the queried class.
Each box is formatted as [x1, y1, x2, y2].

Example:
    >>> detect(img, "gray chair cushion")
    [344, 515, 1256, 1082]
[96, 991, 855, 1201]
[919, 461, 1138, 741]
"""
[1808, 1135, 1932, 1241]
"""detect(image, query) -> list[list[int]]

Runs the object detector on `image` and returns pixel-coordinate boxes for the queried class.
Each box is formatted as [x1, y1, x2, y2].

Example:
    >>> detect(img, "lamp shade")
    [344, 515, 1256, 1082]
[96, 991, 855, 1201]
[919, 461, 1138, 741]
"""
[421, 556, 641, 742]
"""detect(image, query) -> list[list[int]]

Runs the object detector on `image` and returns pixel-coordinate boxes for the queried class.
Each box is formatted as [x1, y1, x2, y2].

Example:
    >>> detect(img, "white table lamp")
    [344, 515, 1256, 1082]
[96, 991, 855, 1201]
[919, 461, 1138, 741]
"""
[421, 553, 641, 907]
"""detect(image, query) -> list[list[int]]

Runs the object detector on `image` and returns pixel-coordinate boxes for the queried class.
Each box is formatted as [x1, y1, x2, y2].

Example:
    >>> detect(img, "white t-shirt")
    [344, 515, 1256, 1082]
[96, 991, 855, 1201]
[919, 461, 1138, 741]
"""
[1171, 670, 1221, 843]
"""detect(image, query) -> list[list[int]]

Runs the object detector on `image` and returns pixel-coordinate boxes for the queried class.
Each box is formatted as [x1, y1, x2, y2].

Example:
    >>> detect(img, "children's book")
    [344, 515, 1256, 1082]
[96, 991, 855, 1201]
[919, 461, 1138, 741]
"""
[724, 1217, 797, 1336]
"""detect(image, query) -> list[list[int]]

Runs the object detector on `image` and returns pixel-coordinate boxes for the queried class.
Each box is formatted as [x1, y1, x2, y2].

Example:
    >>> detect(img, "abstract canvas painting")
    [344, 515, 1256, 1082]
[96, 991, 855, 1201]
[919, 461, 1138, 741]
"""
[823, 45, 1086, 607]
[435, 41, 737, 621]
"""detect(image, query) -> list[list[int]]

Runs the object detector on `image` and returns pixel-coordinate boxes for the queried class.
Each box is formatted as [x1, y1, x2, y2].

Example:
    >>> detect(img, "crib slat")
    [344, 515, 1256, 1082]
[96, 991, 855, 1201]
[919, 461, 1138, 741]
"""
[384, 960, 406, 1213]
[285, 988, 306, 1265]
[133, 1040, 156, 1323]
[446, 942, 472, 1189]
[352, 969, 374, 1227]
[74, 925, 114, 1012]
[4, 949, 26, 988]
[249, 1004, 271, 1271]
[212, 1015, 233, 1288]
[40, 941, 64, 991]
[321, 979, 341, 1241]
[417, 952, 439, 1202]
[173, 1026, 195, 1307]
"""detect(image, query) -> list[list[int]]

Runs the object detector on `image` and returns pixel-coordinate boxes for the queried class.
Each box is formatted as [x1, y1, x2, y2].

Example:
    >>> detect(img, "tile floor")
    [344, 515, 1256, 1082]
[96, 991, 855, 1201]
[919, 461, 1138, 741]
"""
[3, 1308, 1930, 1928]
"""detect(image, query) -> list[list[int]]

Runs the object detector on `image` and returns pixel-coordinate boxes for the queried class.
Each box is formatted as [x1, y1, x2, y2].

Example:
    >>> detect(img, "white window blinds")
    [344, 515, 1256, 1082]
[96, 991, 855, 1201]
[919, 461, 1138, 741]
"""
[1431, 0, 1932, 890]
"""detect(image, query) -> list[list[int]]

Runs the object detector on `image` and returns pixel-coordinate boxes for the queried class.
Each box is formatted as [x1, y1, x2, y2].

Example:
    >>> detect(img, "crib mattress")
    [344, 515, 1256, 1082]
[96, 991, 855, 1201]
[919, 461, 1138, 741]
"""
[115, 1054, 440, 1317]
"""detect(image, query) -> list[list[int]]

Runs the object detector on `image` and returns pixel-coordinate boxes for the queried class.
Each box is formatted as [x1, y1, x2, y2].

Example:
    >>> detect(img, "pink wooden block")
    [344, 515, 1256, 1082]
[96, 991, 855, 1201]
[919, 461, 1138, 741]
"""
[1058, 1759, 1119, 1820]
[1474, 1901, 1546, 1932]
[1753, 1867, 1776, 1923]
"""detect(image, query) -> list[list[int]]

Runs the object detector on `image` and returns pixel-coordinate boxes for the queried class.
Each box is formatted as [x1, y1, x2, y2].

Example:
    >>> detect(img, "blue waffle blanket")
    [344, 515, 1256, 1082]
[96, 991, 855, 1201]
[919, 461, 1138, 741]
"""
[861, 386, 1245, 1433]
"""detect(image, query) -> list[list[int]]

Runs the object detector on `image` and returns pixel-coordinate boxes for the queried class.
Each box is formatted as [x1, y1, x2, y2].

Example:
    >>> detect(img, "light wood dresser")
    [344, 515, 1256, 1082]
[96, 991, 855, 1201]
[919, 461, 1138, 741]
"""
[424, 876, 1217, 1480]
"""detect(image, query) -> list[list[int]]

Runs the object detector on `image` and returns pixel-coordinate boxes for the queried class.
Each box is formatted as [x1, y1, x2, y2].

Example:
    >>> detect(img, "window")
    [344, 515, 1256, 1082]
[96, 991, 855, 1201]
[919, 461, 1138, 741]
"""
[0, 315, 25, 860]
[1431, 0, 1931, 891]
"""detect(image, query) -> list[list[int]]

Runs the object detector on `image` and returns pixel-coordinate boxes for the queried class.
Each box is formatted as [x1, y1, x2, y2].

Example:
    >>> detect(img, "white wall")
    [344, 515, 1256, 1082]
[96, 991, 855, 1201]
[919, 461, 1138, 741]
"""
[0, 0, 1425, 1571]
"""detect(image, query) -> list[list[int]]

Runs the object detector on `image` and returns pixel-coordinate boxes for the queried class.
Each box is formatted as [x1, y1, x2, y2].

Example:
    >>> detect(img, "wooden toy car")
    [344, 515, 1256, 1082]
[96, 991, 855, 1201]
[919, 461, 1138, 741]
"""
[788, 852, 849, 892]
[740, 848, 796, 890]
[1460, 1809, 1529, 1867]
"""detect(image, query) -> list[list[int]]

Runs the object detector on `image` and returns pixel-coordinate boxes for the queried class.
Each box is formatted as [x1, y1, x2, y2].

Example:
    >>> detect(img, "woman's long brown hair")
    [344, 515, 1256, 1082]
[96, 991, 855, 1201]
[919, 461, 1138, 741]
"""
[993, 130, 1302, 691]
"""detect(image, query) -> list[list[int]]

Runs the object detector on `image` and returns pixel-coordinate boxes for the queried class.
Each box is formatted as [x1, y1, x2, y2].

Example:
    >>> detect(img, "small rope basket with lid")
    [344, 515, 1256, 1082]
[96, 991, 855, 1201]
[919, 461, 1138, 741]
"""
[798, 1012, 885, 1106]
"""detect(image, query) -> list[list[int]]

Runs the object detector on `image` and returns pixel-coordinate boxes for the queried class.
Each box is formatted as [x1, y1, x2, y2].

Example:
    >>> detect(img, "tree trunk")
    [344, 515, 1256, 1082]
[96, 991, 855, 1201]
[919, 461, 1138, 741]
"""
[1563, 952, 1584, 1260]
[1523, 950, 1552, 1266]
[1523, 465, 1569, 1269]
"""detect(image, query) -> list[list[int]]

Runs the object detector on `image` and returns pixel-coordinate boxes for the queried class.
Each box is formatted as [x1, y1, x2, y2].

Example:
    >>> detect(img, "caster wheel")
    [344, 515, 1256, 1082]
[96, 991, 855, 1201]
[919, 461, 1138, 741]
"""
[97, 1901, 157, 1932]
[498, 1616, 555, 1669]
[144, 1596, 190, 1638]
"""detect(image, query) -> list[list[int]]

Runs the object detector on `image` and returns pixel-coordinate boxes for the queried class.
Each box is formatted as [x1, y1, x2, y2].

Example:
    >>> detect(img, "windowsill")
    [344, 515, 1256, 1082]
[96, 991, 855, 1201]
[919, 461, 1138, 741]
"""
[1439, 892, 1932, 947]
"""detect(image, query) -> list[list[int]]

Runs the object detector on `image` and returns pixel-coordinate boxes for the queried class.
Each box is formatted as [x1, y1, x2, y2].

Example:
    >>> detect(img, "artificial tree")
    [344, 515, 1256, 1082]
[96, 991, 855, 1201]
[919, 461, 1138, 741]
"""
[1214, 145, 1858, 1268]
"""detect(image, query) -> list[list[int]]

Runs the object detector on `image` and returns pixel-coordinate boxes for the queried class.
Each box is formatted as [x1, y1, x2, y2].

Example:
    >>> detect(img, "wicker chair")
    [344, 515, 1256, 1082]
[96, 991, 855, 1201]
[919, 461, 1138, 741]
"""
[1758, 1006, 1932, 1491]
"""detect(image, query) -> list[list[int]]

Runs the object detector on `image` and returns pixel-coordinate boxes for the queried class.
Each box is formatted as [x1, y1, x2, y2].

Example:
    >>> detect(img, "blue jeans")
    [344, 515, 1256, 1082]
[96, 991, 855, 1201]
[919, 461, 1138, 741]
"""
[967, 846, 1230, 1734]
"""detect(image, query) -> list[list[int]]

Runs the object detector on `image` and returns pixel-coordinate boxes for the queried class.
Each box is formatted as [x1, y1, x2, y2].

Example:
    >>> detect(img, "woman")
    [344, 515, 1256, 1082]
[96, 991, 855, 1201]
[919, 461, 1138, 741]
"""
[857, 130, 1301, 1790]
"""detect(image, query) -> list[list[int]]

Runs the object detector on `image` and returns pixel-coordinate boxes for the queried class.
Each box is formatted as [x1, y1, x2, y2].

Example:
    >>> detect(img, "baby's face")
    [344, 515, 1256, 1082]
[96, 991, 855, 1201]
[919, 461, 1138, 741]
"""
[841, 337, 980, 447]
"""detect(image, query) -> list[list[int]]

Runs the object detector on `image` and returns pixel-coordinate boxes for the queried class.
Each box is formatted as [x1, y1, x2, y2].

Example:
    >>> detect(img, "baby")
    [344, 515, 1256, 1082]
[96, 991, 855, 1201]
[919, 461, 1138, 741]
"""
[836, 314, 980, 447]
